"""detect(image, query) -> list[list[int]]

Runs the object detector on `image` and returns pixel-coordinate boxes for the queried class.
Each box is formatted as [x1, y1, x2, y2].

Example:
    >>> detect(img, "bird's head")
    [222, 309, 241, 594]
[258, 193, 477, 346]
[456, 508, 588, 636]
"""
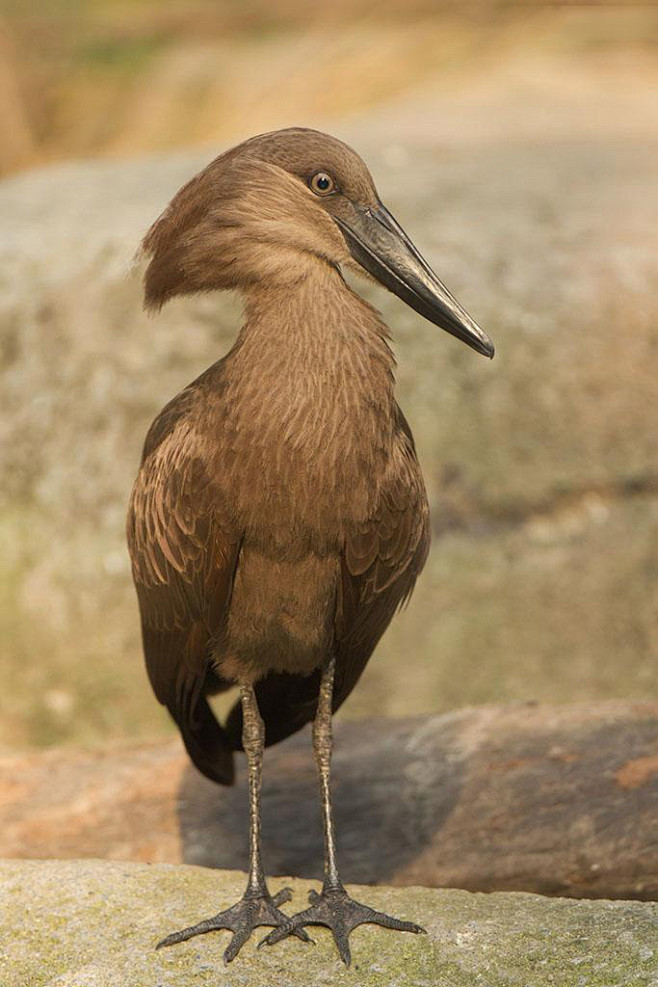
[141, 127, 494, 358]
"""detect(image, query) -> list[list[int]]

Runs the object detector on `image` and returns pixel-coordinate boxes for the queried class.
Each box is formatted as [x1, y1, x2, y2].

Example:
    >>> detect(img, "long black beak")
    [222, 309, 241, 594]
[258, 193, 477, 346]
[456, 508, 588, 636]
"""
[336, 202, 494, 358]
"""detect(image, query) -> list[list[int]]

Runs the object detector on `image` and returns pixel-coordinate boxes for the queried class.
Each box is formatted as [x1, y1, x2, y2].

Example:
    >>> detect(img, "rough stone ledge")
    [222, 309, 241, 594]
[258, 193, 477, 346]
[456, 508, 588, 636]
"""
[1, 859, 656, 987]
[3, 703, 657, 901]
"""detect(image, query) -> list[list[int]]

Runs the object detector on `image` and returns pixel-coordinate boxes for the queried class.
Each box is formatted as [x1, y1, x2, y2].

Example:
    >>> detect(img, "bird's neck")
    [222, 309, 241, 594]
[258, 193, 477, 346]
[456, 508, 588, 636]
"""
[230, 266, 397, 427]
[221, 266, 399, 538]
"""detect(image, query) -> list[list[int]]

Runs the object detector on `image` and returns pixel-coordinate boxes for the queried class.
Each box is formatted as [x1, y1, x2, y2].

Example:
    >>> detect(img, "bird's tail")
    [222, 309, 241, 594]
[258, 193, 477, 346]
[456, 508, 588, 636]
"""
[139, 620, 236, 785]
[169, 685, 235, 786]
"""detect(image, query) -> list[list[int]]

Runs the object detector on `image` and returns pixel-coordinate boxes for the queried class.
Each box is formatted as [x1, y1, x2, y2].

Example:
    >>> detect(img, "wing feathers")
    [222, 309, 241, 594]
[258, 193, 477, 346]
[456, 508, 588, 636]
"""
[334, 416, 430, 710]
[128, 387, 239, 785]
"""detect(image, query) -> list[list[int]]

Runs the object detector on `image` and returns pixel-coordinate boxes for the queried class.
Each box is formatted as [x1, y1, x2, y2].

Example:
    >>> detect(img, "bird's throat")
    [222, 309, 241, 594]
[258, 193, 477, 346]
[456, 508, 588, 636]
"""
[234, 268, 397, 443]
[223, 267, 398, 537]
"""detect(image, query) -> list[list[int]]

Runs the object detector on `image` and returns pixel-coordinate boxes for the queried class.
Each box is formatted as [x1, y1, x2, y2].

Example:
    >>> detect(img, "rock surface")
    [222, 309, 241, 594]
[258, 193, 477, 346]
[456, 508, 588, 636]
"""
[2, 702, 657, 901]
[1, 859, 656, 987]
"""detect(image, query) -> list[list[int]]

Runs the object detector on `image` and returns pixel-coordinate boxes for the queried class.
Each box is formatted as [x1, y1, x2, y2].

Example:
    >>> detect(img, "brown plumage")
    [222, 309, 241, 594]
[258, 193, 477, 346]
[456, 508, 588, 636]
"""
[127, 127, 493, 965]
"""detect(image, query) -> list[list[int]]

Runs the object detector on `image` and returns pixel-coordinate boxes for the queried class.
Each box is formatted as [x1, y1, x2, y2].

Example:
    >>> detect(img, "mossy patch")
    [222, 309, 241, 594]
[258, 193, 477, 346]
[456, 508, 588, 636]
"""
[1, 860, 656, 986]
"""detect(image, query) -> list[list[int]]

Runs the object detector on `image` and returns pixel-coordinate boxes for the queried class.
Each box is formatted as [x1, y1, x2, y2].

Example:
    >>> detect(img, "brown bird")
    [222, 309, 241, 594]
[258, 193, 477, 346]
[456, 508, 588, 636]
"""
[127, 127, 494, 965]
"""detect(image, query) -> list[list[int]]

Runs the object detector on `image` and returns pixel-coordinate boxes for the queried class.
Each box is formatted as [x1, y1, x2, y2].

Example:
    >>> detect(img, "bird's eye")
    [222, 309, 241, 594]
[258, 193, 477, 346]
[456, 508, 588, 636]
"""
[309, 171, 337, 196]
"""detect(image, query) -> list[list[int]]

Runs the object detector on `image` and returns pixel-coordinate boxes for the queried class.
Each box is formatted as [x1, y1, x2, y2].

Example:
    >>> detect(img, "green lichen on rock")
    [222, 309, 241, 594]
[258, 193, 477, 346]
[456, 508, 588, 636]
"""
[1, 860, 656, 986]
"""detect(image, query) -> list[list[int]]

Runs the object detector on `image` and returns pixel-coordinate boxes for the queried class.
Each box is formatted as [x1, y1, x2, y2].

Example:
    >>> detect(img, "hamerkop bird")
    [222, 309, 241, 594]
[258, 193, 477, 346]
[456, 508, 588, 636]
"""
[127, 127, 494, 965]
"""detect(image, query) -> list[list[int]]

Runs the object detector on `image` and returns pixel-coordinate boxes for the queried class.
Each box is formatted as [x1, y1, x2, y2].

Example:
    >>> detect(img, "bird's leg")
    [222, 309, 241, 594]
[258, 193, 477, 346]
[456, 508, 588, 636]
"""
[242, 680, 269, 899]
[156, 682, 309, 964]
[263, 655, 425, 965]
[314, 653, 342, 894]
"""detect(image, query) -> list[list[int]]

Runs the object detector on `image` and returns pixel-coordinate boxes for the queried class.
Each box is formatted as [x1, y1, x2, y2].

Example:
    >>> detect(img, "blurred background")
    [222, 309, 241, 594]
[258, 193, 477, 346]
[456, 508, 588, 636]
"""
[1, 0, 656, 751]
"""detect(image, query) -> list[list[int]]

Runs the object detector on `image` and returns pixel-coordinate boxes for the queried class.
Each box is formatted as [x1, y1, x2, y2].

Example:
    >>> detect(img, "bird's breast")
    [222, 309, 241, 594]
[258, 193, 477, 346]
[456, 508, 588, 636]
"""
[227, 392, 394, 554]
[217, 545, 338, 682]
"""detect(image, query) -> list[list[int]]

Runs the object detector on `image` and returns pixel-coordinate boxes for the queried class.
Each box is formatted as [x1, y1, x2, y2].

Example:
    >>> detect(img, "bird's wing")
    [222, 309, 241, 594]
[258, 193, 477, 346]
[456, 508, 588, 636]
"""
[334, 414, 430, 710]
[127, 387, 240, 783]
[225, 412, 429, 750]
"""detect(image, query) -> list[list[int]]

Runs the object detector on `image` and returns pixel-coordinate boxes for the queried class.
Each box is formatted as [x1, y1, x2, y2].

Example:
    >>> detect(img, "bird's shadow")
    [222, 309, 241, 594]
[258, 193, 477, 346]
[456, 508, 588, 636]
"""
[177, 715, 464, 884]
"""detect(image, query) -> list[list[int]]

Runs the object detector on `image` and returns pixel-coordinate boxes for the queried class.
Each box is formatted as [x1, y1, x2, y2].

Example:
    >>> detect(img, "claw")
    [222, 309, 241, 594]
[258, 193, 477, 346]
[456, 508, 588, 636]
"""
[262, 886, 424, 965]
[257, 923, 315, 950]
[271, 887, 294, 907]
[155, 886, 306, 963]
[223, 926, 251, 965]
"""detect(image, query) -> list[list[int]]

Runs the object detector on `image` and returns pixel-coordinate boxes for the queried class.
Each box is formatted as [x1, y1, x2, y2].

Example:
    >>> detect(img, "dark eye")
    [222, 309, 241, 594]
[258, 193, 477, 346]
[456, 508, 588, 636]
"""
[309, 171, 337, 196]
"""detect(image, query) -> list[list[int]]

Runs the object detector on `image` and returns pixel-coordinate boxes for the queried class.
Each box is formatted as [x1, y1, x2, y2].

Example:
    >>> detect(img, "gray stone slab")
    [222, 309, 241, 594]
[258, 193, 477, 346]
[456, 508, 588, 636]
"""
[1, 859, 656, 986]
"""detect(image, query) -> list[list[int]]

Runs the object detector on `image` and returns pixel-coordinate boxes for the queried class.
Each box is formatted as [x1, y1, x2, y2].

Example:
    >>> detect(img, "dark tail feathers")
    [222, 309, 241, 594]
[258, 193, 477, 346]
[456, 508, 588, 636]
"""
[170, 693, 236, 786]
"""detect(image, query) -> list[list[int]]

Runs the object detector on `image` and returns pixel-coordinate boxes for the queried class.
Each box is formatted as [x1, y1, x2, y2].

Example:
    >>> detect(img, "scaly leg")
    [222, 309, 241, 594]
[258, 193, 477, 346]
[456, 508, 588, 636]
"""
[263, 655, 424, 965]
[156, 682, 309, 964]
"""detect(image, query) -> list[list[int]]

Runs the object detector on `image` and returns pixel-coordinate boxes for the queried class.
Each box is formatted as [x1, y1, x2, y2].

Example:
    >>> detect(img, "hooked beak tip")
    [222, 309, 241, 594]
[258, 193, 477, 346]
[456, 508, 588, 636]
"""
[480, 336, 495, 360]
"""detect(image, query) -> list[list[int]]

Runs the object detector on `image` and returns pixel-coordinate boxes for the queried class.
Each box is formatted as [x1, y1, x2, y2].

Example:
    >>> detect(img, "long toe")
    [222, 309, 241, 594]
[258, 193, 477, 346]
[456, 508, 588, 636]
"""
[156, 913, 233, 949]
[262, 886, 425, 966]
[156, 888, 308, 964]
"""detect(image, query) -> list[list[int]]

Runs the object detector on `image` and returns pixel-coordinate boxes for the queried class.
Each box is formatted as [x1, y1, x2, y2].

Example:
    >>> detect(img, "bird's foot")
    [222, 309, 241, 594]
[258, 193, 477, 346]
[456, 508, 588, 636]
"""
[156, 886, 311, 964]
[261, 884, 425, 965]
